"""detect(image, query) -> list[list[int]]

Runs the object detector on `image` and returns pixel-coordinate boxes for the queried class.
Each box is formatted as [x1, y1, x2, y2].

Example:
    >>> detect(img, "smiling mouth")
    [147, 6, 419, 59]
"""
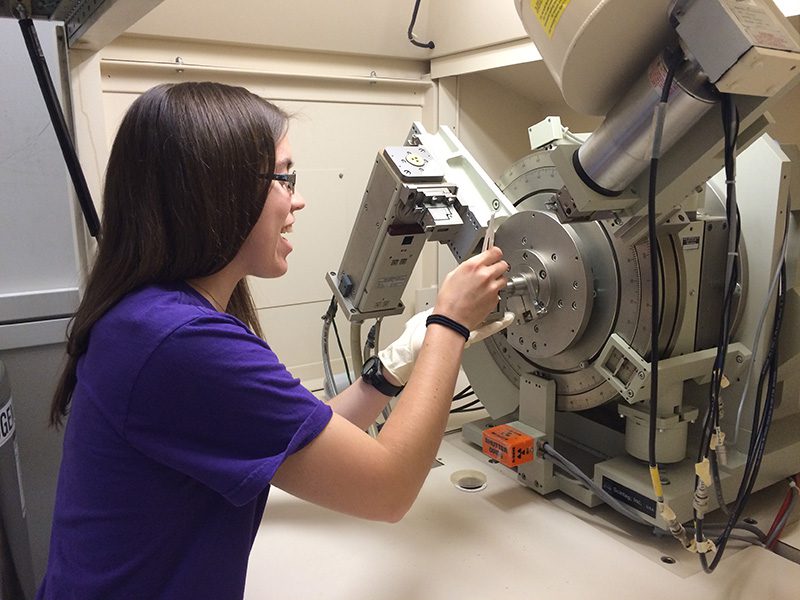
[280, 224, 293, 235]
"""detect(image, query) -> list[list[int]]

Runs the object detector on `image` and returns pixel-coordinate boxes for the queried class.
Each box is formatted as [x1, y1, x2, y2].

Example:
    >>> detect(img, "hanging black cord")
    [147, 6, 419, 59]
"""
[646, 57, 677, 474]
[323, 296, 353, 385]
[695, 95, 740, 467]
[694, 93, 742, 565]
[14, 4, 101, 238]
[701, 264, 785, 573]
[330, 313, 352, 385]
[694, 96, 741, 536]
[408, 0, 435, 49]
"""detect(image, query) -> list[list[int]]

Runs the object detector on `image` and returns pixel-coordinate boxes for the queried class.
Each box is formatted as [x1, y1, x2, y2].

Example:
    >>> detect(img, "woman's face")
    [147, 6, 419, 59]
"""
[237, 136, 306, 279]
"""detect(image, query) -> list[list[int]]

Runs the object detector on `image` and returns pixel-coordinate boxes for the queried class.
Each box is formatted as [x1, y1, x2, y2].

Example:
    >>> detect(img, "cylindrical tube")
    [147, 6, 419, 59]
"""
[575, 49, 718, 195]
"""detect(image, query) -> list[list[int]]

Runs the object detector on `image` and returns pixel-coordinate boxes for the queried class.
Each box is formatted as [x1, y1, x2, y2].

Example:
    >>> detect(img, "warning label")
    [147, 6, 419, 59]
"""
[530, 0, 572, 38]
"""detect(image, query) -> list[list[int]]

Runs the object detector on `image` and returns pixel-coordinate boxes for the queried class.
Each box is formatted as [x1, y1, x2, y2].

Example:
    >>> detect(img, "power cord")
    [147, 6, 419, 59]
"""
[321, 297, 352, 395]
[408, 0, 435, 49]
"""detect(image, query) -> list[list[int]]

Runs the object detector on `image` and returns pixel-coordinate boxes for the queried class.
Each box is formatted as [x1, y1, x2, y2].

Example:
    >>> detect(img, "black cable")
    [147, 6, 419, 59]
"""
[701, 265, 785, 573]
[646, 55, 677, 473]
[452, 385, 473, 402]
[450, 399, 481, 414]
[693, 96, 742, 553]
[407, 0, 435, 49]
[15, 8, 101, 238]
[696, 98, 739, 460]
[709, 449, 730, 516]
[450, 406, 486, 414]
[323, 296, 353, 385]
[695, 93, 745, 569]
[330, 313, 352, 385]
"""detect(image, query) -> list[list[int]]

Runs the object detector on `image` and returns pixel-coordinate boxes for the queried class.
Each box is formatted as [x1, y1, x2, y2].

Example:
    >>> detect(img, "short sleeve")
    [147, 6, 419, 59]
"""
[123, 314, 333, 507]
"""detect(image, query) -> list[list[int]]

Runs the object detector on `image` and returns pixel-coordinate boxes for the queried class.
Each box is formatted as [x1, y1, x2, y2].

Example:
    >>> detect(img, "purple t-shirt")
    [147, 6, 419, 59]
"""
[36, 283, 332, 599]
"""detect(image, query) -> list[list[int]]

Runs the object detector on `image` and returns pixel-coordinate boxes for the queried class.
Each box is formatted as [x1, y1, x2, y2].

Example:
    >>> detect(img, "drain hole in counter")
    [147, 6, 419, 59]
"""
[450, 469, 487, 493]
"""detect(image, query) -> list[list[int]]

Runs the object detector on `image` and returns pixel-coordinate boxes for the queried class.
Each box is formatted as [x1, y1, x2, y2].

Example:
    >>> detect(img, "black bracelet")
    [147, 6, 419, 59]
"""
[425, 314, 470, 341]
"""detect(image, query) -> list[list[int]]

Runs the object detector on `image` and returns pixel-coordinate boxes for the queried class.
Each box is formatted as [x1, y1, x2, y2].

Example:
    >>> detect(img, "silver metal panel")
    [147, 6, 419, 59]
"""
[0, 343, 66, 586]
[0, 320, 69, 351]
[0, 18, 81, 585]
[0, 18, 81, 318]
[0, 289, 78, 324]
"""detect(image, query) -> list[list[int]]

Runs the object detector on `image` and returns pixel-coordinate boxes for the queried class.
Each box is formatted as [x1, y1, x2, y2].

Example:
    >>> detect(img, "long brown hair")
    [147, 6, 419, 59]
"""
[51, 82, 289, 426]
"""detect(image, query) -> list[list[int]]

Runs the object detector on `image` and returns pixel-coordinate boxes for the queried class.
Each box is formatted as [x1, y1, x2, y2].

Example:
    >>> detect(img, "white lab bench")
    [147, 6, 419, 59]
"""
[245, 432, 800, 600]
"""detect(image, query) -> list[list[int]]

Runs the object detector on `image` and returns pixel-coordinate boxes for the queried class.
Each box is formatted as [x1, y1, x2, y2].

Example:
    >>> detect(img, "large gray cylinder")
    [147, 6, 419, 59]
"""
[0, 363, 35, 599]
[575, 50, 718, 195]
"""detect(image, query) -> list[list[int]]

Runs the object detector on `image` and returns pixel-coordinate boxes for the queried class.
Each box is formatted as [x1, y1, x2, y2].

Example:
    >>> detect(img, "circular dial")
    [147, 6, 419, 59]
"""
[499, 210, 594, 359]
[476, 151, 684, 411]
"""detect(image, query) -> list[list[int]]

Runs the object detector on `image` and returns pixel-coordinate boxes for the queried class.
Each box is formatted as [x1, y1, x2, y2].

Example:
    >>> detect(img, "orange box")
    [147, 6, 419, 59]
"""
[481, 424, 534, 468]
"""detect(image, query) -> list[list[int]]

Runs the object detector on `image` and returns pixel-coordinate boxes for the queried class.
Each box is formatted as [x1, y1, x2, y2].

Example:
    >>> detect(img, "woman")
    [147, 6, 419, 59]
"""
[37, 81, 508, 599]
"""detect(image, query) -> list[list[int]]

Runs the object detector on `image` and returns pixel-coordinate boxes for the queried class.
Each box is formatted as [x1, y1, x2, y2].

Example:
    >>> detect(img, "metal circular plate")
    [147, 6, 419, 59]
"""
[467, 150, 682, 412]
[497, 210, 593, 359]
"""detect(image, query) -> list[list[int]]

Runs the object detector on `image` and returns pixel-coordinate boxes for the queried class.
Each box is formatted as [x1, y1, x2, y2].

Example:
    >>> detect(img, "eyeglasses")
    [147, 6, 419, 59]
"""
[260, 171, 296, 194]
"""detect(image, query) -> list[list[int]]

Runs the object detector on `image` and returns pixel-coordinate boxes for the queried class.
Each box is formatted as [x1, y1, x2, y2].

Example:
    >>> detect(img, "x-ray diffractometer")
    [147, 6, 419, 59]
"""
[327, 0, 800, 570]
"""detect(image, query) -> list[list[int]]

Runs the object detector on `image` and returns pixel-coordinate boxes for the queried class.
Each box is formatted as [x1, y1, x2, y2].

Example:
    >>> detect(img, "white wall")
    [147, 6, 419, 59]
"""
[82, 35, 437, 386]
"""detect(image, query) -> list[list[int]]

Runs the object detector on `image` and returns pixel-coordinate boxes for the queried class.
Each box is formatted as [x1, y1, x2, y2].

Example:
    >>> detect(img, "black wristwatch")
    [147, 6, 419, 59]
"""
[361, 355, 404, 396]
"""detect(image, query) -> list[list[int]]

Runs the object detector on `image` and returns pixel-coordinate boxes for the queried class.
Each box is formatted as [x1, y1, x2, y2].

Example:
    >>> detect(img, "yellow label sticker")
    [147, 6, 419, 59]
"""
[530, 0, 571, 38]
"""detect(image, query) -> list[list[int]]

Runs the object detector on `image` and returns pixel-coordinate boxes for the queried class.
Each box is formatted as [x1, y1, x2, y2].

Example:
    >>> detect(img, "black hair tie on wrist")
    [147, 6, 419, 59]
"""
[425, 314, 470, 341]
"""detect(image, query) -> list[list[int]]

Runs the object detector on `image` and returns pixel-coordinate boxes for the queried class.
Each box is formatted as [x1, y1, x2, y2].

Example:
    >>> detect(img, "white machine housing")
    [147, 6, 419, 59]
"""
[330, 0, 800, 531]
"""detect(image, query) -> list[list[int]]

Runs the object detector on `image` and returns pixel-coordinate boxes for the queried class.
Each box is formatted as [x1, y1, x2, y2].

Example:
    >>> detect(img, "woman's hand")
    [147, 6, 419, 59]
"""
[433, 247, 508, 330]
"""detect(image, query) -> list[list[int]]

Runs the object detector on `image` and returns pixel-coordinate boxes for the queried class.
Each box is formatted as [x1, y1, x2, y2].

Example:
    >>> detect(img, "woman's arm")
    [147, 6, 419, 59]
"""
[272, 324, 464, 522]
[326, 377, 395, 431]
[271, 248, 507, 522]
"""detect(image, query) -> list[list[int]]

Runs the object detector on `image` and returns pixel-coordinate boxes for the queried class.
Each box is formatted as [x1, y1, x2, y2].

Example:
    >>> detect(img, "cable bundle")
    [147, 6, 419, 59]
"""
[694, 95, 789, 573]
